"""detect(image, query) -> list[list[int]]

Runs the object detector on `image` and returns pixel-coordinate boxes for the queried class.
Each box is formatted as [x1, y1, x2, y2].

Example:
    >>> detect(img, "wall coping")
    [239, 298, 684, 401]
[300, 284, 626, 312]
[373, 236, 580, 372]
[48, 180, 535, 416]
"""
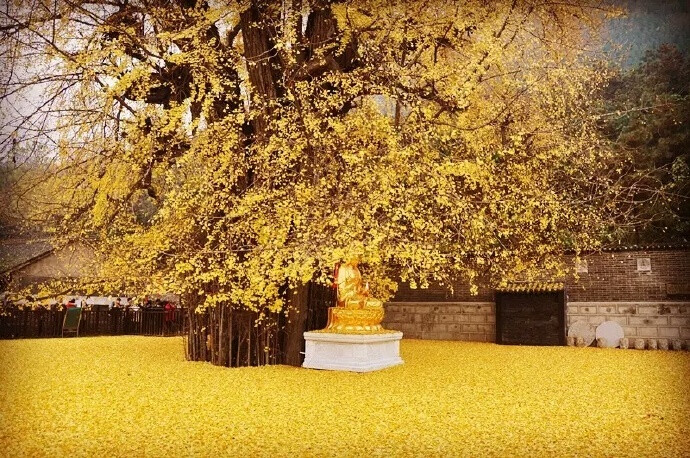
[386, 301, 690, 306]
[568, 301, 690, 306]
[385, 301, 495, 306]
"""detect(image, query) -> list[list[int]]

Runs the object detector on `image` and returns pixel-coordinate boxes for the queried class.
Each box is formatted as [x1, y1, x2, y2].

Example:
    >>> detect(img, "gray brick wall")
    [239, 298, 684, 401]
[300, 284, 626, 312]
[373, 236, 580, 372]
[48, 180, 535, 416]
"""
[384, 248, 690, 348]
[384, 299, 690, 348]
[385, 248, 690, 348]
[567, 301, 690, 346]
[383, 302, 495, 342]
[566, 249, 690, 301]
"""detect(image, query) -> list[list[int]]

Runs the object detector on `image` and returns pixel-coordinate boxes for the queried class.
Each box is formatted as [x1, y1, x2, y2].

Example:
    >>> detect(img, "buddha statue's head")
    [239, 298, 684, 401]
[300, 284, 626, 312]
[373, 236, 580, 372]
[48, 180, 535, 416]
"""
[344, 255, 360, 267]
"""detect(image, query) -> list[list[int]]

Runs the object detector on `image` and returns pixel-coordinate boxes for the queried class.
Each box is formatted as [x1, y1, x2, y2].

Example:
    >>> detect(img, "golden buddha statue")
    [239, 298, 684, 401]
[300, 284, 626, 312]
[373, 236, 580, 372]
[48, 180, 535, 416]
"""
[321, 257, 387, 333]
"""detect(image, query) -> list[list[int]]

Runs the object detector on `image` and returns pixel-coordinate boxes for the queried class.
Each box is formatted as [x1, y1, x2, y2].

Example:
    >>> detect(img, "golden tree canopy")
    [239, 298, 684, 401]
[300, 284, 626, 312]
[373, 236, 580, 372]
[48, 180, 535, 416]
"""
[1, 0, 626, 310]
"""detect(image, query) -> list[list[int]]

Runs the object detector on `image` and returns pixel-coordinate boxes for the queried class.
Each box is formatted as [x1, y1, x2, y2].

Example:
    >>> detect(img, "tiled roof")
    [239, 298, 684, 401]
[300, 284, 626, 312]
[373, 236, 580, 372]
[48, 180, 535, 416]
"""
[497, 282, 564, 293]
[563, 243, 689, 255]
[598, 243, 690, 252]
[0, 239, 53, 274]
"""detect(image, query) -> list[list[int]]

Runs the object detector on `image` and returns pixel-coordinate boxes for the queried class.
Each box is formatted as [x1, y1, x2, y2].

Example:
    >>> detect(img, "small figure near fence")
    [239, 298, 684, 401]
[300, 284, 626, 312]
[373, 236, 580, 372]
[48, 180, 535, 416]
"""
[164, 302, 176, 333]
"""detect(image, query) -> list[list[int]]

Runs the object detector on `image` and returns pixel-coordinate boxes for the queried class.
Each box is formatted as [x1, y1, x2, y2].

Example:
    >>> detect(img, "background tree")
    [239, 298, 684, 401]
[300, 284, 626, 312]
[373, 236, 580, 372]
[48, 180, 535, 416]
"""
[1, 0, 635, 366]
[598, 44, 690, 243]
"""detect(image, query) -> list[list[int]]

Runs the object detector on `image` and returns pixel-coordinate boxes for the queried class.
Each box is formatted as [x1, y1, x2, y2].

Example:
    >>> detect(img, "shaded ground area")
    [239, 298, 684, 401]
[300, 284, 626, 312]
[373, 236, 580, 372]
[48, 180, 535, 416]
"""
[0, 337, 688, 457]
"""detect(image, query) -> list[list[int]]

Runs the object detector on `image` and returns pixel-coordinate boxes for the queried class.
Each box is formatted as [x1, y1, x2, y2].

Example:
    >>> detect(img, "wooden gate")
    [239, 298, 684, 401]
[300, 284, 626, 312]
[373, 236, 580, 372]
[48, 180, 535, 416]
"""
[496, 290, 565, 346]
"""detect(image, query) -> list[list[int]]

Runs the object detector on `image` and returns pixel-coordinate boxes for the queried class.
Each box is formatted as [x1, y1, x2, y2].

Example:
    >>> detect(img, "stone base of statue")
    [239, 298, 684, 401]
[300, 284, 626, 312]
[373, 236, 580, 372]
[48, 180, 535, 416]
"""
[302, 331, 404, 372]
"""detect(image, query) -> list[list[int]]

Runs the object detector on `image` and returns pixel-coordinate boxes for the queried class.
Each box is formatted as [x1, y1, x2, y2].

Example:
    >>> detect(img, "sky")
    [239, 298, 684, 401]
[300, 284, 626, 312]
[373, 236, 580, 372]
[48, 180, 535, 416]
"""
[608, 0, 690, 66]
[1, 0, 688, 164]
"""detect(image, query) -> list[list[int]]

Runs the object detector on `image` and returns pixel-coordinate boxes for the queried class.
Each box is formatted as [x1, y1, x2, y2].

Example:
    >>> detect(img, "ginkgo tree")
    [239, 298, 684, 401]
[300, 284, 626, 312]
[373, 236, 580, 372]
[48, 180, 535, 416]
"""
[2, 0, 635, 366]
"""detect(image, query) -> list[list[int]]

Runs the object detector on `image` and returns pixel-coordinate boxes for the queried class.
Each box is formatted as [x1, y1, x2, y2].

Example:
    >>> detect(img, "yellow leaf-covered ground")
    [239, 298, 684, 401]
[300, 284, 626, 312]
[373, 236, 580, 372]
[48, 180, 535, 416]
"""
[1, 337, 688, 457]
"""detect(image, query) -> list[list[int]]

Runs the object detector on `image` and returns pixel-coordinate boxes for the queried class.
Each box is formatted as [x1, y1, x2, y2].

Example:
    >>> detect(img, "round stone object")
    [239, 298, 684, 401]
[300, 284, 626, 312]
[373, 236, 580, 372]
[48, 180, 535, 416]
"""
[568, 320, 595, 347]
[595, 321, 624, 348]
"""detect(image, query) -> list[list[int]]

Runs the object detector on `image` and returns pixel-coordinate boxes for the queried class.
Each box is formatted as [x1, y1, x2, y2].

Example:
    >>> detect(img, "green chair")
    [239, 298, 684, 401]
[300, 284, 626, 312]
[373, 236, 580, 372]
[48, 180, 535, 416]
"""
[62, 307, 82, 337]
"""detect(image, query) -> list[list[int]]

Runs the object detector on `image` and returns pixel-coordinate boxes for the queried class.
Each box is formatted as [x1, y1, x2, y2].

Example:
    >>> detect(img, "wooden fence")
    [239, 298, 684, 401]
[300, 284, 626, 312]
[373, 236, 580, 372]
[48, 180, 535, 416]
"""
[1, 283, 336, 361]
[0, 307, 187, 339]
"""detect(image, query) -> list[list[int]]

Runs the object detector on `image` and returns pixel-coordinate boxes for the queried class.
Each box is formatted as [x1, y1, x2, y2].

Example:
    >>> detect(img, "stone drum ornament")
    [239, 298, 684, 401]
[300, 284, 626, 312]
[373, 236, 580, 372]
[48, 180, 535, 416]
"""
[568, 321, 595, 347]
[595, 321, 624, 348]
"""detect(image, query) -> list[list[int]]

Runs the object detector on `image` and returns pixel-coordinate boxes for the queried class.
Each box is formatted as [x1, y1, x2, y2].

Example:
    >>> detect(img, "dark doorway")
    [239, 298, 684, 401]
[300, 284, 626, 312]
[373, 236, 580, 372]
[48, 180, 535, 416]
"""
[496, 291, 566, 346]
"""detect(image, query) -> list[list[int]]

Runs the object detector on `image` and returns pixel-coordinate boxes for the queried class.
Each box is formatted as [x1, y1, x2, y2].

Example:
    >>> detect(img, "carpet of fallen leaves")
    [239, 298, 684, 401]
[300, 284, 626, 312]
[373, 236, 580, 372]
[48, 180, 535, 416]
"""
[1, 337, 689, 457]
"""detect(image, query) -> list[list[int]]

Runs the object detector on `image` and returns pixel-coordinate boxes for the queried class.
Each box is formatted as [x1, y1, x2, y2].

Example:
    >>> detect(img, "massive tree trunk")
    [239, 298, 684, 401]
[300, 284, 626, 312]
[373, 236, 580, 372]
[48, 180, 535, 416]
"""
[183, 1, 349, 367]
[283, 283, 311, 366]
[240, 3, 282, 136]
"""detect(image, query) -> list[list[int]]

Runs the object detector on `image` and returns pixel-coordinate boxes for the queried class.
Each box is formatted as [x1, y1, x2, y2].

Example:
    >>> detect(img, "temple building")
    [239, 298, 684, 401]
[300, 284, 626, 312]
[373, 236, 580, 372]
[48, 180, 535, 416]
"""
[383, 245, 690, 348]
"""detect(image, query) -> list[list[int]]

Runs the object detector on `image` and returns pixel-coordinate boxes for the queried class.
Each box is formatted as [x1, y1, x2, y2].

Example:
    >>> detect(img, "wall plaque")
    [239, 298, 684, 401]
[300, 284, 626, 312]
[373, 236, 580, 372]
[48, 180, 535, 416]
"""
[636, 257, 651, 272]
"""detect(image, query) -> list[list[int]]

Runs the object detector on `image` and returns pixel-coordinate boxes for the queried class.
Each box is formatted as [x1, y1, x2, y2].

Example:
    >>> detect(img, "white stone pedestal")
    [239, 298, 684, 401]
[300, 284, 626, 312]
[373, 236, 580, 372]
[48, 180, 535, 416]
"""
[302, 331, 404, 372]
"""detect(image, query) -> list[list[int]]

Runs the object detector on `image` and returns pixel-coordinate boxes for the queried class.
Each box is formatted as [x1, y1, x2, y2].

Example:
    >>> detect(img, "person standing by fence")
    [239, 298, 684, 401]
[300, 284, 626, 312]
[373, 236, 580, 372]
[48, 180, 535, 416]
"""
[164, 302, 175, 334]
